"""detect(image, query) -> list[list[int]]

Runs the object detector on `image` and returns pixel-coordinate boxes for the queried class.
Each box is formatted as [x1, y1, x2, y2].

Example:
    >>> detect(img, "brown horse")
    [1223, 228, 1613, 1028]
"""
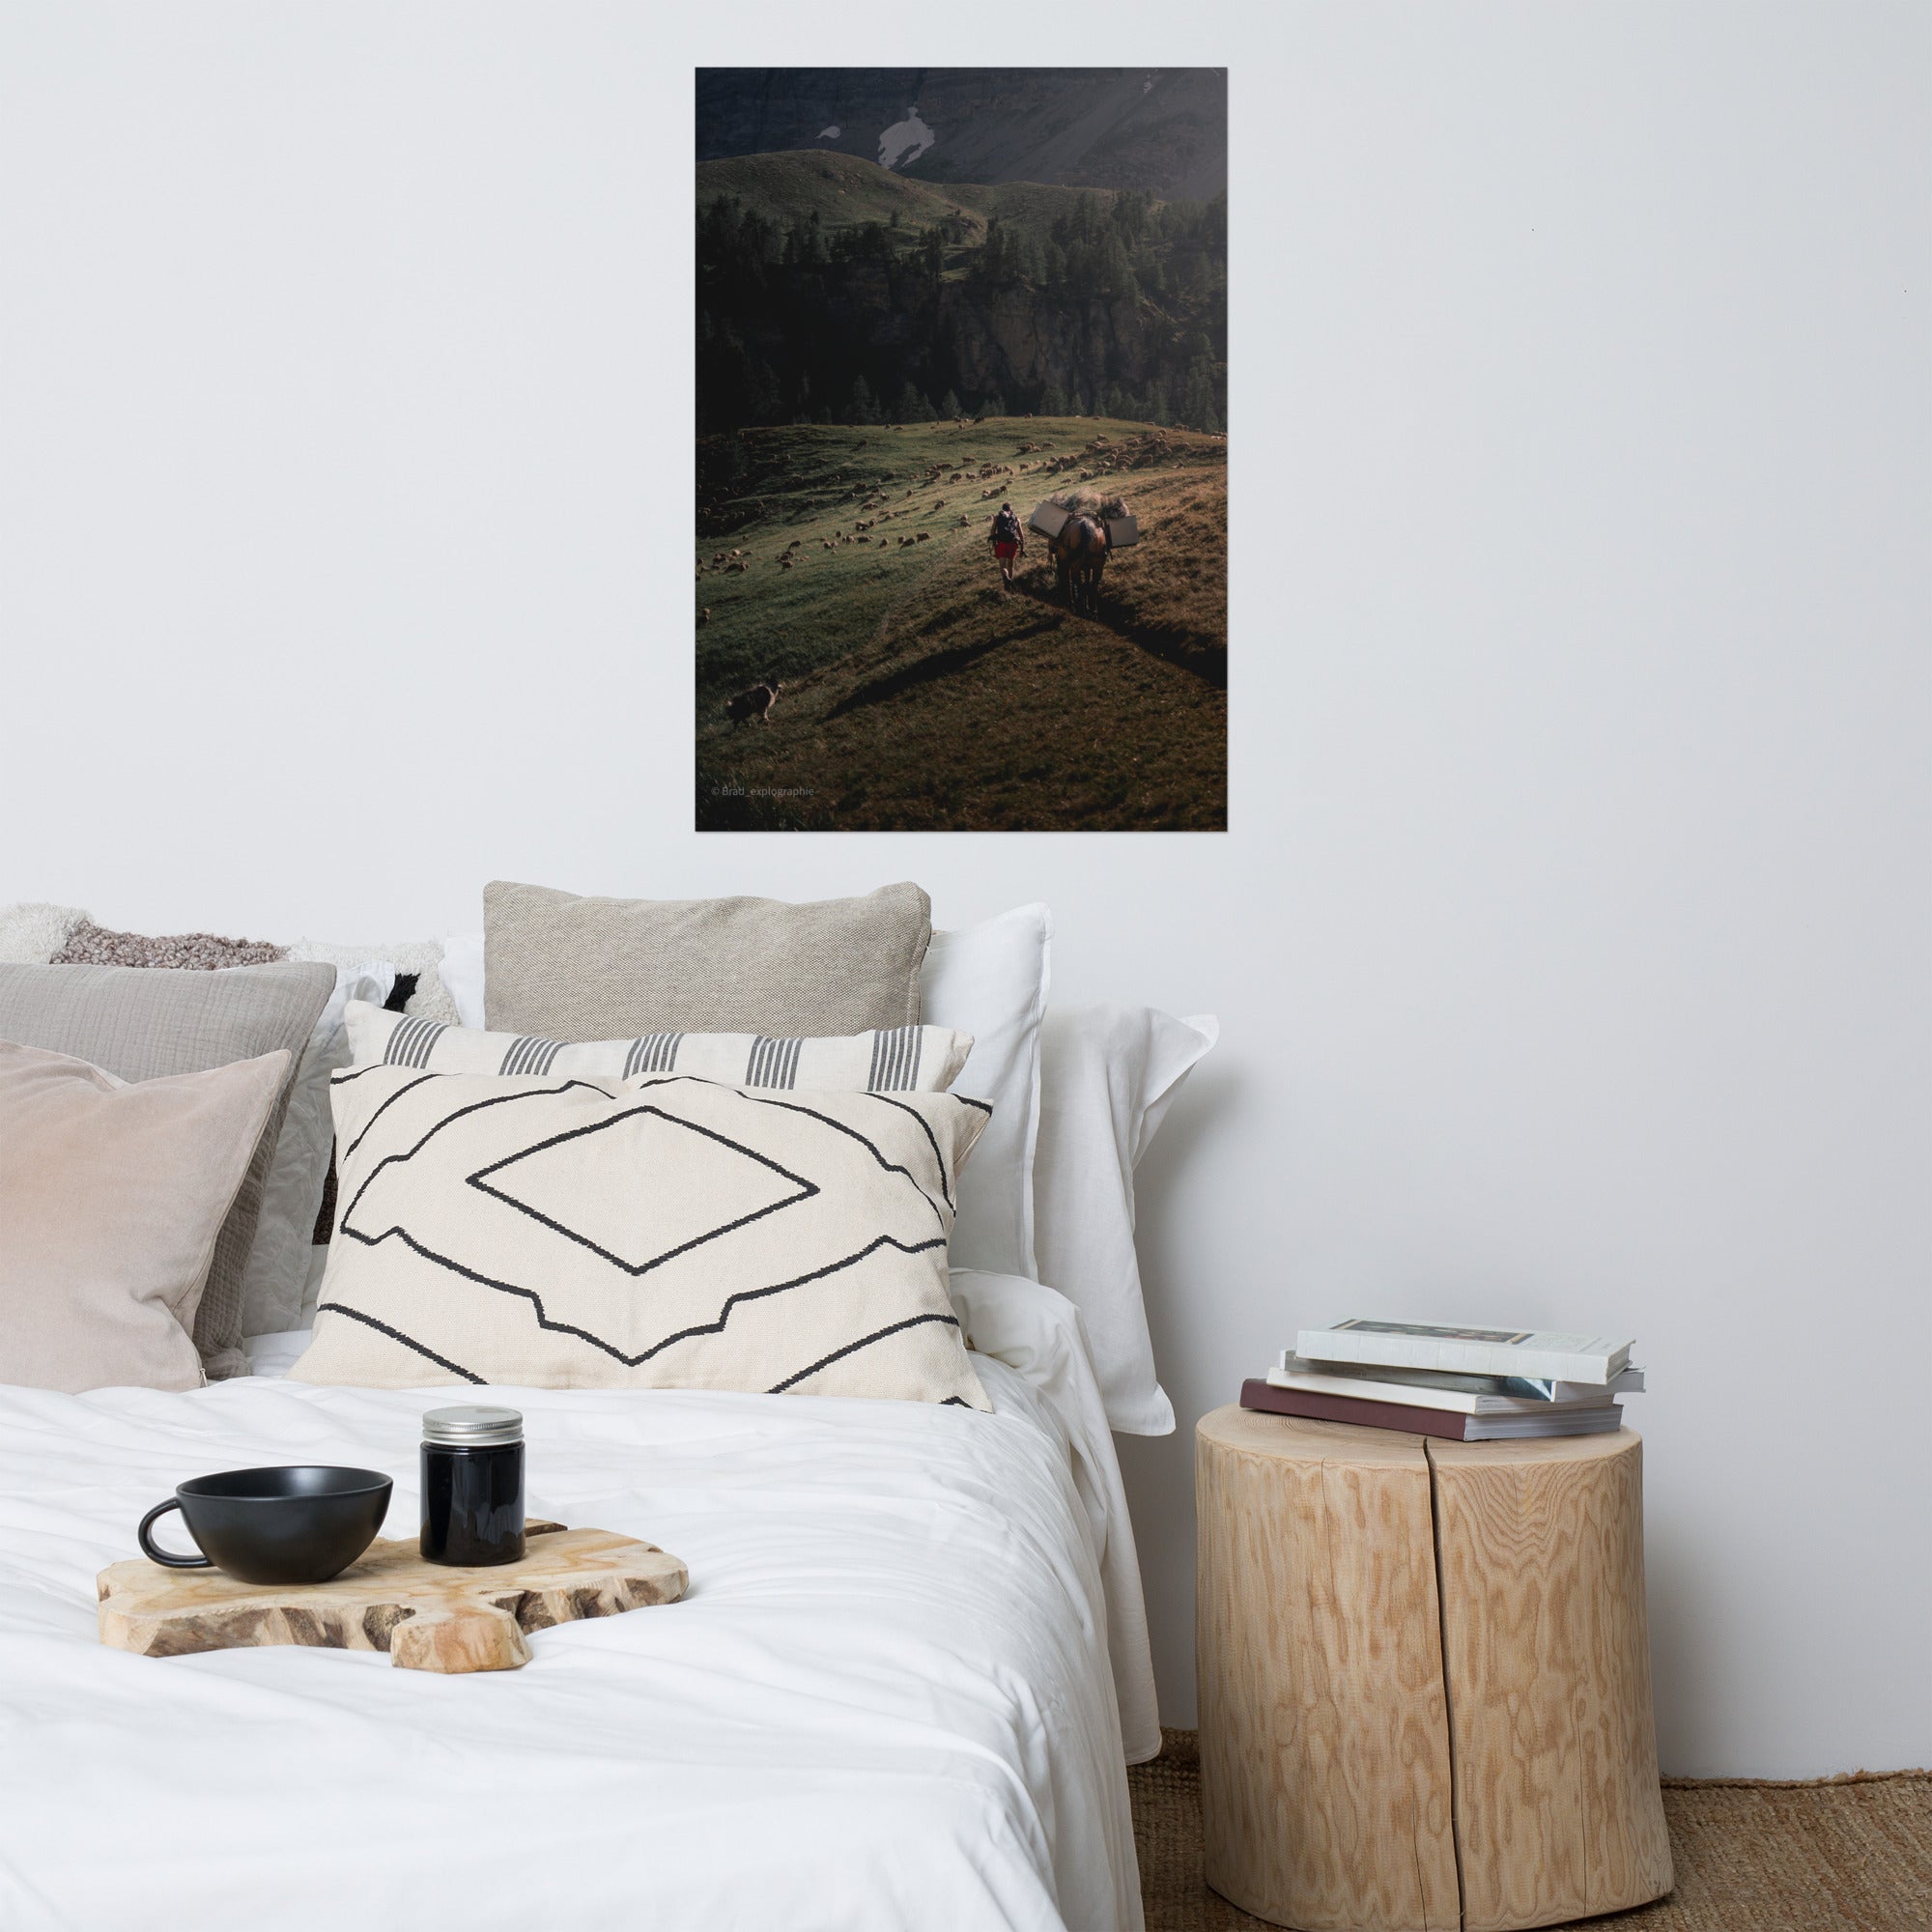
[1049, 514, 1110, 615]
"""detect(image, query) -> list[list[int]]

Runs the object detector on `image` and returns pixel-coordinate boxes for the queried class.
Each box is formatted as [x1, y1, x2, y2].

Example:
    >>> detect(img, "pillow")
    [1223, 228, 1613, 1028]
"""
[438, 929, 486, 1028]
[289, 1067, 990, 1406]
[920, 905, 1052, 1281]
[239, 963, 396, 1338]
[0, 1041, 290, 1392]
[483, 880, 931, 1038]
[287, 937, 460, 1025]
[51, 919, 285, 969]
[0, 902, 89, 963]
[0, 959, 335, 1378]
[0, 910, 394, 1344]
[344, 1000, 973, 1092]
[1032, 1005, 1217, 1435]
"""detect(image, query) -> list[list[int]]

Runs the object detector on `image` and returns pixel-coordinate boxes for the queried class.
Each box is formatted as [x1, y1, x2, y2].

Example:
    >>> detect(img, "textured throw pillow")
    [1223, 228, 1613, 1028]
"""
[344, 1000, 973, 1092]
[921, 904, 1052, 1281]
[289, 1066, 990, 1406]
[288, 936, 461, 1024]
[0, 1041, 291, 1392]
[50, 919, 285, 969]
[240, 964, 396, 1338]
[1033, 1005, 1217, 1435]
[483, 881, 931, 1039]
[0, 959, 335, 1378]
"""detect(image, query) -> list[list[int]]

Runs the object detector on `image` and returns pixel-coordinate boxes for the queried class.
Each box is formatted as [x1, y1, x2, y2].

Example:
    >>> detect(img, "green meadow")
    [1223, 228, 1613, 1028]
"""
[695, 416, 1226, 832]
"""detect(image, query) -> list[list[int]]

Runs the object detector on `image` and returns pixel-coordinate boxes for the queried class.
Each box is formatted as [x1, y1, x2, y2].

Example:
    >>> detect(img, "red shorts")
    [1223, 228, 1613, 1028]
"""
[993, 541, 1018, 559]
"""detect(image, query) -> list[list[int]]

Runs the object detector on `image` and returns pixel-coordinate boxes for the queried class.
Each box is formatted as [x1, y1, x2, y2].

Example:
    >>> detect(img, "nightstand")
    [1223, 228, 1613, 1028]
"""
[1195, 1406, 1672, 1931]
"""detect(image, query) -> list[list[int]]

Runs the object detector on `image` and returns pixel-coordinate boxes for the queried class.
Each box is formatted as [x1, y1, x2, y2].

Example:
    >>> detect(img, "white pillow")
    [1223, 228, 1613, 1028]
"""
[920, 905, 1052, 1281]
[1032, 1005, 1217, 1435]
[238, 962, 395, 1338]
[439, 929, 486, 1028]
[286, 936, 459, 1024]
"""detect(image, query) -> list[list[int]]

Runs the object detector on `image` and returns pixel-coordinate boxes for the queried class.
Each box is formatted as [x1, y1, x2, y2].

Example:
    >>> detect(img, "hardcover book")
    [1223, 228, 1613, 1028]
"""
[1294, 1320, 1634, 1384]
[1240, 1378, 1626, 1441]
[1270, 1355, 1643, 1414]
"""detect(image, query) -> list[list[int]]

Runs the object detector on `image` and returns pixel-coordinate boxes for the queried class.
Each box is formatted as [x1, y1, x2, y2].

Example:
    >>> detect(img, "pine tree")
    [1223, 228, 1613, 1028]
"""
[1040, 382, 1067, 416]
[982, 392, 1008, 418]
[847, 376, 880, 426]
[939, 388, 962, 418]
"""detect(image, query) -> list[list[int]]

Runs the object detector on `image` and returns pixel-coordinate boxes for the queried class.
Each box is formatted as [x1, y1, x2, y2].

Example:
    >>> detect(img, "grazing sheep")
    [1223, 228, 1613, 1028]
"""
[915, 530, 929, 542]
[698, 607, 710, 624]
[724, 679, 781, 727]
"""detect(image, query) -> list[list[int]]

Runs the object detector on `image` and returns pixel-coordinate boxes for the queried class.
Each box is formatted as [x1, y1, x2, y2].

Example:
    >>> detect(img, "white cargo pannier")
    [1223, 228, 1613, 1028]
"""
[1027, 501, 1140, 547]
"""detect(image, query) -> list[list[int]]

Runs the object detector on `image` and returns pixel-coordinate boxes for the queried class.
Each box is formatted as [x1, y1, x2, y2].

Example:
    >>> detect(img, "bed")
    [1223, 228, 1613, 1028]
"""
[0, 1269, 1153, 1932]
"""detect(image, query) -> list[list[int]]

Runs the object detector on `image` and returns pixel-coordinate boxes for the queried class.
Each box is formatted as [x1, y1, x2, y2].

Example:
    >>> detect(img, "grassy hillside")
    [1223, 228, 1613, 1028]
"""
[695, 416, 1225, 831]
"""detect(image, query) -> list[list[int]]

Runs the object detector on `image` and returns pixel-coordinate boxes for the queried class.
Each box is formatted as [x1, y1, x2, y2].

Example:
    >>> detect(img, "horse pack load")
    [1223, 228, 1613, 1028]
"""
[1032, 489, 1135, 616]
[1029, 494, 1139, 549]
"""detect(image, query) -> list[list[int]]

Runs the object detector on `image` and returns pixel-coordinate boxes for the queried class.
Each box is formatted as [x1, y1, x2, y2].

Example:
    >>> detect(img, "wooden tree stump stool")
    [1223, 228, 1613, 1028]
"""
[1195, 1407, 1672, 1932]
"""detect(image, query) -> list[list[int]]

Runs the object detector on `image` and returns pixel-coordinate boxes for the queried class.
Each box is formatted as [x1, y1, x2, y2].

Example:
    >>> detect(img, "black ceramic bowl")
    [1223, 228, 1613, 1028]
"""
[138, 1466, 392, 1585]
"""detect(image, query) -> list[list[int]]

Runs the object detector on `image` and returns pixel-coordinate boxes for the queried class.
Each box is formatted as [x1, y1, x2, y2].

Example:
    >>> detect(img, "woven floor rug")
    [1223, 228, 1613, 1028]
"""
[1128, 1729, 1931, 1932]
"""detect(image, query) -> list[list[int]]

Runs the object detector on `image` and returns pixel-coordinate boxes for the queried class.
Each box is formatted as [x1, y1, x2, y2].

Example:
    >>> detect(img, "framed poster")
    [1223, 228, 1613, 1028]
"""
[696, 69, 1227, 832]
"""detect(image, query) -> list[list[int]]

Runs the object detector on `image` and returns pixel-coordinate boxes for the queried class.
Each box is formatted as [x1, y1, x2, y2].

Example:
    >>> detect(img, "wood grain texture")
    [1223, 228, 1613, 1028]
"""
[1429, 1430, 1673, 1930]
[98, 1525, 687, 1673]
[1196, 1406, 1461, 1932]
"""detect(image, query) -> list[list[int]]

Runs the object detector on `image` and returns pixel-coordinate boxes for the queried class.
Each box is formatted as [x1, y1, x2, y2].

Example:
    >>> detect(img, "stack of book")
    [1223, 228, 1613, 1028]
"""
[1240, 1320, 1643, 1441]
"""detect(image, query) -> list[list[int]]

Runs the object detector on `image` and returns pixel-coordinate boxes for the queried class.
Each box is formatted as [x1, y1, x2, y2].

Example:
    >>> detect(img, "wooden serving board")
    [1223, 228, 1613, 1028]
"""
[97, 1523, 688, 1673]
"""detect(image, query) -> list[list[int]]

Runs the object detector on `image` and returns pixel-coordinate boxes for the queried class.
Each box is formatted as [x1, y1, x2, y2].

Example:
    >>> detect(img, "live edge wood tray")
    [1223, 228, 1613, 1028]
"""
[98, 1522, 688, 1674]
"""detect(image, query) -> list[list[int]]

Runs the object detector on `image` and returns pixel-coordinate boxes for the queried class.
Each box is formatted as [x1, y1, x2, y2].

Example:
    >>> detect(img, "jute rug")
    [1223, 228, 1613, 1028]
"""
[1128, 1730, 1931, 1932]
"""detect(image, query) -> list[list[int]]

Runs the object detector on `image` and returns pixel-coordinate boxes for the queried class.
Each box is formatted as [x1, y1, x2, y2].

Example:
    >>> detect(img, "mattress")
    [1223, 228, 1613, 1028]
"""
[0, 1273, 1149, 1932]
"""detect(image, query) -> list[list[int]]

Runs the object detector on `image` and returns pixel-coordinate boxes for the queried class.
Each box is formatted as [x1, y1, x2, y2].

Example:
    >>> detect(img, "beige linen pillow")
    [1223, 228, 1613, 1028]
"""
[0, 960, 334, 1378]
[289, 1065, 990, 1406]
[483, 881, 931, 1039]
[0, 1041, 291, 1393]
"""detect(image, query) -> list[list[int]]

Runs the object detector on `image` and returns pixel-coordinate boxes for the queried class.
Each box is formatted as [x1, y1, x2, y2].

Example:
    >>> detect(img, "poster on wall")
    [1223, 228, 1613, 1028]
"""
[696, 69, 1228, 832]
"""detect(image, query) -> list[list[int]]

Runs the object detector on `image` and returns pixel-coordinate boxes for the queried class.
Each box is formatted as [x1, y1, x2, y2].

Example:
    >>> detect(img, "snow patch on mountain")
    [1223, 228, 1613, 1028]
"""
[878, 109, 935, 171]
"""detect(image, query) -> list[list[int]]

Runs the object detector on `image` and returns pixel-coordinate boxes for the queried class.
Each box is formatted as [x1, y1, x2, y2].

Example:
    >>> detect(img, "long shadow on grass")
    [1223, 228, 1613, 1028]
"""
[1010, 575, 1227, 690]
[822, 614, 1060, 721]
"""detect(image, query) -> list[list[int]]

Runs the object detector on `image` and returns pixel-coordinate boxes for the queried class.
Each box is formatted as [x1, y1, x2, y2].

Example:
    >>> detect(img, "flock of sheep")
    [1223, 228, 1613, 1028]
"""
[696, 429, 1185, 615]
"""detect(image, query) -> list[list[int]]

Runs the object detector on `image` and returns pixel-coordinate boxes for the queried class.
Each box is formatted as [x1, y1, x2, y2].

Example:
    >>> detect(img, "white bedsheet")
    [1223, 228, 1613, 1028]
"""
[0, 1279, 1150, 1932]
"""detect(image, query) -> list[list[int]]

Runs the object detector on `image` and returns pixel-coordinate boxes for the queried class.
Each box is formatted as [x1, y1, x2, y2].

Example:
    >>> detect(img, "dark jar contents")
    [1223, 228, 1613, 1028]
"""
[420, 1406, 526, 1567]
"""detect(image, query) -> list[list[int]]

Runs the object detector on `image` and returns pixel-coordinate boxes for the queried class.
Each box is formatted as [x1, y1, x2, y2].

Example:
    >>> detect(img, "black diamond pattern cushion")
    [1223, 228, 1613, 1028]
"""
[287, 1065, 991, 1406]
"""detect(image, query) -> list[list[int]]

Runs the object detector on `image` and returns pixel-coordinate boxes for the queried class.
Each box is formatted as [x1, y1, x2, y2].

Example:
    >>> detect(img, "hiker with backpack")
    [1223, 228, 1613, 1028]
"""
[988, 501, 1025, 589]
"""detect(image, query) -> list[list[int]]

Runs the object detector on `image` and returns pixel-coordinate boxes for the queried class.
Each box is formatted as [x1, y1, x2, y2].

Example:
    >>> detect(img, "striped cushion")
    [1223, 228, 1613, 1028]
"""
[345, 1003, 974, 1094]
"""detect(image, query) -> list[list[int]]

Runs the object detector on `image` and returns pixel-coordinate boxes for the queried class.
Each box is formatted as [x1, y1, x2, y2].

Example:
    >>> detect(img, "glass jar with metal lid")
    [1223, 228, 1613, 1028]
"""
[419, 1406, 525, 1567]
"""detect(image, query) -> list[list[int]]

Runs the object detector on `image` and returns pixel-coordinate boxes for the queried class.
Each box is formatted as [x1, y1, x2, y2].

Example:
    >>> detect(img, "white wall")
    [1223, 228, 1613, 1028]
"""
[1, 3, 1925, 1776]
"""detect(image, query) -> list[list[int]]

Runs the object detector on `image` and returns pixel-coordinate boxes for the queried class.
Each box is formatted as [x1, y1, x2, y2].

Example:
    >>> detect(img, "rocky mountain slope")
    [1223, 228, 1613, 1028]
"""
[697, 69, 1226, 200]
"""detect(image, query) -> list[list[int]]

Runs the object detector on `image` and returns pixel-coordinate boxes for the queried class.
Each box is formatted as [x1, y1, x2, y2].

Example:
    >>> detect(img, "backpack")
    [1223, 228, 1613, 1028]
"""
[993, 507, 1020, 541]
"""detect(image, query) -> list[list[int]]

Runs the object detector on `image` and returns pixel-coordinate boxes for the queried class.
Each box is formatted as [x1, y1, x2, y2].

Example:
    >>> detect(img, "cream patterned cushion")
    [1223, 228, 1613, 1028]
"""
[344, 1001, 973, 1094]
[288, 1065, 991, 1406]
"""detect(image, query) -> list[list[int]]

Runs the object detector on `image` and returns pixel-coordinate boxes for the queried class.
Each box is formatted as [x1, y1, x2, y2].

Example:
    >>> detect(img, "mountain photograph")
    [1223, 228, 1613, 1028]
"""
[695, 69, 1228, 832]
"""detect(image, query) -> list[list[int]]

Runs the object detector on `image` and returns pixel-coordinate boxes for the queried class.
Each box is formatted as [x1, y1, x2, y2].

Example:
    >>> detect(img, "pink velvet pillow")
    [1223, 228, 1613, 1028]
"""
[0, 1040, 290, 1392]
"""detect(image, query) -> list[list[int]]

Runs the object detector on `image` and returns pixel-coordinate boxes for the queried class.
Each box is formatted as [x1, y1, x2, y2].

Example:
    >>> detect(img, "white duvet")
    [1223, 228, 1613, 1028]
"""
[0, 1272, 1151, 1932]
